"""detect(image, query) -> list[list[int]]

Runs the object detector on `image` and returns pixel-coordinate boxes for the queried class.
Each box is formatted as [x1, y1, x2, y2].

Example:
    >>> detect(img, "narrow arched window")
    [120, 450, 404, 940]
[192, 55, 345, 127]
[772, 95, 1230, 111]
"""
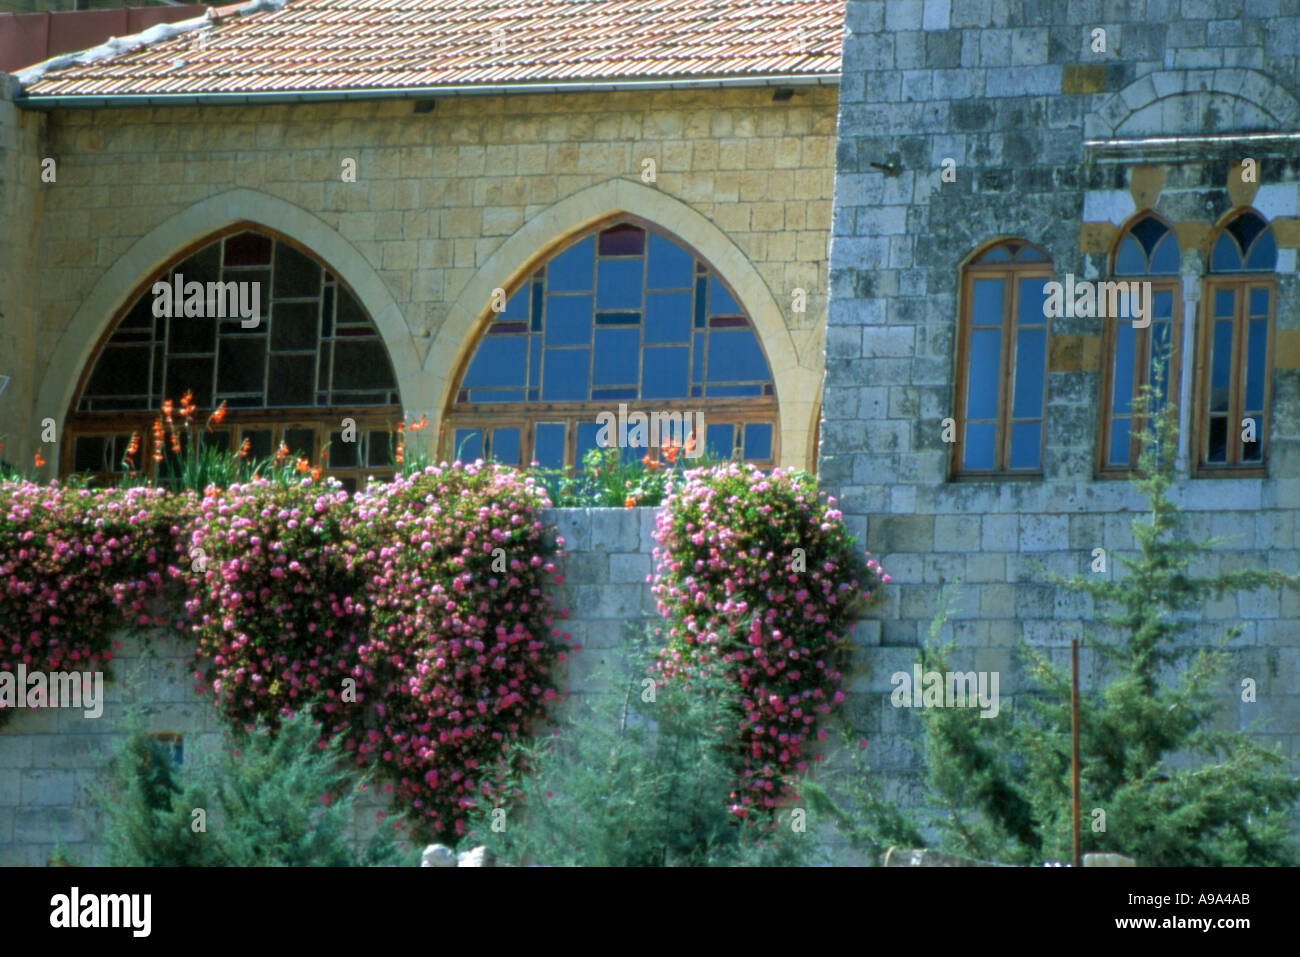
[445, 218, 778, 469]
[66, 228, 401, 489]
[1099, 214, 1182, 471]
[1200, 210, 1276, 470]
[953, 240, 1052, 476]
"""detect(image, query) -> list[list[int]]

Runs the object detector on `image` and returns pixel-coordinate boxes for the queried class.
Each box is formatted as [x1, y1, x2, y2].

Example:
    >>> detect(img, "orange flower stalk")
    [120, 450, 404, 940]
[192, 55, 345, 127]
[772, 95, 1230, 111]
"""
[641, 451, 660, 470]
[152, 418, 165, 463]
[207, 400, 228, 432]
[310, 465, 323, 481]
[295, 457, 310, 473]
[179, 390, 196, 424]
[275, 441, 289, 464]
[238, 438, 251, 458]
[33, 451, 46, 468]
[395, 438, 406, 465]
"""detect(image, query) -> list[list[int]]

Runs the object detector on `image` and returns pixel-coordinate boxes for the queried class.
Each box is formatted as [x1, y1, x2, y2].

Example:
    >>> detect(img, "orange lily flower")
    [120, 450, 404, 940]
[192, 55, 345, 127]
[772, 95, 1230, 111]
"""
[310, 465, 323, 481]
[295, 457, 310, 473]
[33, 451, 46, 468]
[238, 438, 251, 458]
[207, 400, 227, 431]
[623, 496, 636, 508]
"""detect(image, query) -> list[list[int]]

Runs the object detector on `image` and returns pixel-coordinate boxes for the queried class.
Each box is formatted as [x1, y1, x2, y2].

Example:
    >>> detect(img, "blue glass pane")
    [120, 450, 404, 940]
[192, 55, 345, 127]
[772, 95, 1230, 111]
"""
[1150, 321, 1173, 407]
[498, 287, 529, 320]
[1018, 277, 1049, 326]
[962, 422, 996, 470]
[647, 233, 694, 289]
[1108, 417, 1131, 467]
[542, 349, 590, 401]
[1246, 319, 1267, 410]
[1008, 422, 1041, 470]
[1012, 327, 1046, 419]
[575, 422, 604, 467]
[545, 294, 593, 346]
[1114, 236, 1145, 275]
[467, 389, 524, 403]
[1249, 288, 1270, 317]
[547, 237, 595, 291]
[708, 384, 764, 397]
[706, 423, 735, 459]
[530, 281, 543, 331]
[1152, 290, 1173, 319]
[971, 279, 1004, 327]
[593, 328, 639, 386]
[1210, 321, 1233, 412]
[1214, 288, 1235, 318]
[1246, 229, 1277, 271]
[1210, 234, 1242, 272]
[534, 423, 566, 468]
[463, 337, 527, 388]
[596, 258, 643, 310]
[1015, 246, 1047, 261]
[454, 429, 483, 462]
[976, 245, 1012, 263]
[743, 423, 773, 461]
[1149, 234, 1181, 274]
[642, 346, 690, 399]
[1112, 322, 1136, 416]
[706, 328, 769, 382]
[528, 335, 541, 387]
[691, 333, 706, 381]
[492, 427, 521, 465]
[645, 292, 692, 343]
[966, 329, 1001, 419]
[708, 277, 741, 316]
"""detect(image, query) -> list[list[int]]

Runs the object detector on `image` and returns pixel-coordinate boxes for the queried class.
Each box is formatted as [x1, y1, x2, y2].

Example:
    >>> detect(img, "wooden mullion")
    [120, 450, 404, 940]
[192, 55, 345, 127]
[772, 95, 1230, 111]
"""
[997, 270, 1019, 472]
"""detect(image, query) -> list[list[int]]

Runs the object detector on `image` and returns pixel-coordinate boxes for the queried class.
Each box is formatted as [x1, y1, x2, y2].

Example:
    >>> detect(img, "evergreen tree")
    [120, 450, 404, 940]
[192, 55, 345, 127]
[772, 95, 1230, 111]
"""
[917, 386, 1300, 865]
[93, 710, 409, 866]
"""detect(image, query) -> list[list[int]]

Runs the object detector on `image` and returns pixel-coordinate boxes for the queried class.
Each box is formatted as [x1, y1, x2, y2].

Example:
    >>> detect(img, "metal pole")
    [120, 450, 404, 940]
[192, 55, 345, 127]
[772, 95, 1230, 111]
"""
[1071, 638, 1081, 868]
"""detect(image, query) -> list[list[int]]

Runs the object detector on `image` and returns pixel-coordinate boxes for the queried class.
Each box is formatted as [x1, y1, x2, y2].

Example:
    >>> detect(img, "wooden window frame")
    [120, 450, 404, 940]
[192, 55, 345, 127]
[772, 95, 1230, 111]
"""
[1193, 276, 1276, 477]
[951, 249, 1053, 480]
[1095, 280, 1183, 478]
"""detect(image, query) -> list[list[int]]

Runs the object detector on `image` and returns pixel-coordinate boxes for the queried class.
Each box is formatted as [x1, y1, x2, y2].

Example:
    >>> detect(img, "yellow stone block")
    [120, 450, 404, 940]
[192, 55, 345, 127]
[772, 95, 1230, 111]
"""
[1272, 217, 1300, 247]
[1063, 64, 1107, 94]
[1079, 222, 1115, 254]
[1274, 330, 1300, 369]
[1129, 165, 1164, 209]
[1226, 159, 1261, 207]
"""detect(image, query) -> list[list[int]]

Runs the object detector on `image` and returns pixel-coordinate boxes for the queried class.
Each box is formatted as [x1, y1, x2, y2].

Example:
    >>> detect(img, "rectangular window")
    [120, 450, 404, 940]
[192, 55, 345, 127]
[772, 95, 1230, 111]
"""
[1099, 283, 1181, 473]
[1198, 280, 1274, 471]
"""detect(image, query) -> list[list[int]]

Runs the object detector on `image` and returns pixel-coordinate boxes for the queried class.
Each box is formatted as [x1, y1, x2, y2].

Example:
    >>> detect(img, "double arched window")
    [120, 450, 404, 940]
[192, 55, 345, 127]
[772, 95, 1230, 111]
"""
[1099, 214, 1182, 471]
[1199, 210, 1277, 470]
[67, 228, 401, 489]
[444, 218, 778, 469]
[953, 240, 1052, 476]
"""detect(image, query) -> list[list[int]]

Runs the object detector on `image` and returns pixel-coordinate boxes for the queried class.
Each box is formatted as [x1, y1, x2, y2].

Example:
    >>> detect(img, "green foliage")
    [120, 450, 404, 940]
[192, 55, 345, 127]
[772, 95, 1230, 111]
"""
[916, 388, 1300, 865]
[540, 442, 718, 508]
[460, 630, 818, 866]
[93, 709, 409, 866]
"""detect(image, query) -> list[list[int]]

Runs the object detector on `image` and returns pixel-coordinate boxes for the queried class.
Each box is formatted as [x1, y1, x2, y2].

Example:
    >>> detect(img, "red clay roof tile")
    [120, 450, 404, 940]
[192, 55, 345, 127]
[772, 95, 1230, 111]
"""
[20, 0, 843, 99]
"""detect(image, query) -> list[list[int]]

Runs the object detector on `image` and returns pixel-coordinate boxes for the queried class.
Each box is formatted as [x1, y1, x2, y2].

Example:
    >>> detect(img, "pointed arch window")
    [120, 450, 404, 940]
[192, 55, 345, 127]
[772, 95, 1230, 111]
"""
[953, 240, 1052, 477]
[65, 228, 401, 489]
[1099, 215, 1182, 472]
[445, 218, 778, 469]
[1199, 210, 1276, 471]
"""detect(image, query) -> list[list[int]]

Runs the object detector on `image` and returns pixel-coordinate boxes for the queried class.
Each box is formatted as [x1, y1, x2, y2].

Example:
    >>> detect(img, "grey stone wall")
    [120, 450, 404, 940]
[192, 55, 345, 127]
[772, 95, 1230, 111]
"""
[825, 0, 1300, 807]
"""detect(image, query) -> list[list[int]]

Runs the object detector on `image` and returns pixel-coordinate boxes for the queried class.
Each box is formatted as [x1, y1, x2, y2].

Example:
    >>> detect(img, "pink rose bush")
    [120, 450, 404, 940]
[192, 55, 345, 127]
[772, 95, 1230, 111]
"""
[0, 480, 190, 726]
[184, 462, 568, 839]
[650, 463, 888, 817]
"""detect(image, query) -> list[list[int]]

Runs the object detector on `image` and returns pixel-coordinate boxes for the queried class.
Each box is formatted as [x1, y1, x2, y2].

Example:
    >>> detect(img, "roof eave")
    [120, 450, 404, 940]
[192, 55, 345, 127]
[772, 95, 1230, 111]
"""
[15, 72, 839, 110]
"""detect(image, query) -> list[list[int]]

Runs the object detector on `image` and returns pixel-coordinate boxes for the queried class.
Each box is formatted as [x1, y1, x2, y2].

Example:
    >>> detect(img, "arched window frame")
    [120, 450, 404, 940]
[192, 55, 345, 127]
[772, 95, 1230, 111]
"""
[1196, 208, 1277, 474]
[63, 225, 403, 490]
[952, 238, 1053, 479]
[443, 215, 780, 470]
[1097, 212, 1184, 475]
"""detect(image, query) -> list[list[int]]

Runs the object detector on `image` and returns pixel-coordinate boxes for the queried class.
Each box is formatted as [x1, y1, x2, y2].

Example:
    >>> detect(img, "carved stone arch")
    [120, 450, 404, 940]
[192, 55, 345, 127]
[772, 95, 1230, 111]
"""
[428, 177, 818, 469]
[1086, 69, 1300, 139]
[36, 188, 420, 462]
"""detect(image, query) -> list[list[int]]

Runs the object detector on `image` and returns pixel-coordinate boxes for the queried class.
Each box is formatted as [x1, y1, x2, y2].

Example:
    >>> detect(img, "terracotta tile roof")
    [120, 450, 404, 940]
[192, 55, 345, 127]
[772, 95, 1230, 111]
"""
[19, 0, 842, 100]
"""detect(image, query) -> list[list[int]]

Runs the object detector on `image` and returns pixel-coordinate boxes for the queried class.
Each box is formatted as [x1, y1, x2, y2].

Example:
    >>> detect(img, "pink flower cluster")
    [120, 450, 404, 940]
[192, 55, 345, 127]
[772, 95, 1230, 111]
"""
[649, 463, 888, 816]
[0, 480, 190, 725]
[184, 462, 568, 839]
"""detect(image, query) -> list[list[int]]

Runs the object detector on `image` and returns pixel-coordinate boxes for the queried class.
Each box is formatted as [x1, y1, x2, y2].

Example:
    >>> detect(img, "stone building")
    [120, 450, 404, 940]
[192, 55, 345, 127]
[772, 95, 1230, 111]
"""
[824, 0, 1300, 796]
[0, 0, 839, 482]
